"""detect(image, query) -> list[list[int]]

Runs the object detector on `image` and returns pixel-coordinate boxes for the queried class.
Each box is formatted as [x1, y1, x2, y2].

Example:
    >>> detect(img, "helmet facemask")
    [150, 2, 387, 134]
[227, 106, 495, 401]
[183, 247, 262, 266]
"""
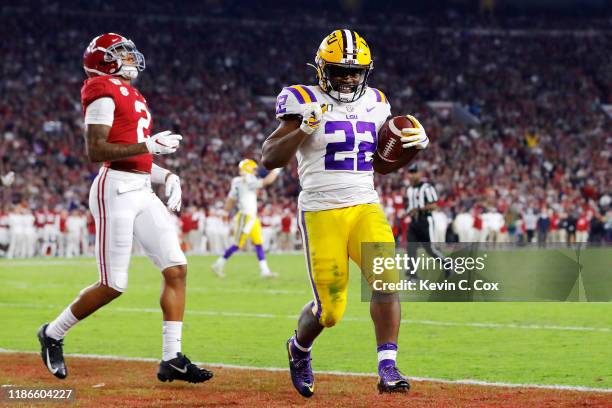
[318, 60, 371, 103]
[314, 56, 372, 103]
[106, 41, 145, 80]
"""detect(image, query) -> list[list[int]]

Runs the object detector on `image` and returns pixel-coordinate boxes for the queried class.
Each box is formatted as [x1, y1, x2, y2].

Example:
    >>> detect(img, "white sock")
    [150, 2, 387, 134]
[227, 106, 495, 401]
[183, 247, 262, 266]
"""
[215, 257, 226, 266]
[377, 348, 397, 363]
[292, 337, 312, 353]
[259, 260, 270, 274]
[162, 321, 183, 361]
[46, 307, 79, 340]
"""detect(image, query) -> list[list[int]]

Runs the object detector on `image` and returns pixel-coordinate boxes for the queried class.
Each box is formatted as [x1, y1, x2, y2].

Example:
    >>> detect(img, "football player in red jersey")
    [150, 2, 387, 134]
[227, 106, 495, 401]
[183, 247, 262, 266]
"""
[37, 33, 212, 384]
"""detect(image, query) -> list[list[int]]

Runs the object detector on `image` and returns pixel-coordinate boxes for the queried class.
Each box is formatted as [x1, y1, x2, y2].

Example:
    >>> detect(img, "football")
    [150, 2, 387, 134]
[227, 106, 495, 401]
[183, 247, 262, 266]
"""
[376, 115, 417, 163]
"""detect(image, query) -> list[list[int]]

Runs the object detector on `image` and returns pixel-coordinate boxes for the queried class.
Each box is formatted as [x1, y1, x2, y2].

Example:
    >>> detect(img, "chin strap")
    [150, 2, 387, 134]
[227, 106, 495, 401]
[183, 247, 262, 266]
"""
[118, 65, 139, 80]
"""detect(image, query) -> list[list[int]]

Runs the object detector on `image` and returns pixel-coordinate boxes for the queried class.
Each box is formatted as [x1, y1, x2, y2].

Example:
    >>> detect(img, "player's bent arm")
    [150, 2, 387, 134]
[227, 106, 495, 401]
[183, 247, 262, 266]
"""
[372, 150, 419, 175]
[261, 116, 306, 170]
[85, 124, 148, 163]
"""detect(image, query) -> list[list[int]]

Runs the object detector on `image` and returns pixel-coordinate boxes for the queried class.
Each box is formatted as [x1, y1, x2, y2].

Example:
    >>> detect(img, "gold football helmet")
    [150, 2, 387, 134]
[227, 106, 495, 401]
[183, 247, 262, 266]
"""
[312, 29, 373, 103]
[238, 159, 258, 175]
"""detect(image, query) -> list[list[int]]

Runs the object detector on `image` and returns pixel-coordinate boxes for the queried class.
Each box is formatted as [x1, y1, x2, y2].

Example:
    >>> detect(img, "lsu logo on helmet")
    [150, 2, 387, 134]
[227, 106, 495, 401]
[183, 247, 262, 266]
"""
[238, 159, 258, 175]
[311, 29, 373, 103]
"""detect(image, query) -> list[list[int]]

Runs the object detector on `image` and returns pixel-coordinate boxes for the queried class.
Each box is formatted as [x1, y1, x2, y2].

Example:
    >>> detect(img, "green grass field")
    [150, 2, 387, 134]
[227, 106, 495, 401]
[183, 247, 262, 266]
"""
[1, 253, 611, 389]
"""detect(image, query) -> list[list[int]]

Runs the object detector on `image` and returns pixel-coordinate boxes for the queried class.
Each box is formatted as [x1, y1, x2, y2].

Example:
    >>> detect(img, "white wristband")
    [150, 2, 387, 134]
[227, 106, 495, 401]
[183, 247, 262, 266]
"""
[151, 163, 170, 184]
[299, 122, 316, 135]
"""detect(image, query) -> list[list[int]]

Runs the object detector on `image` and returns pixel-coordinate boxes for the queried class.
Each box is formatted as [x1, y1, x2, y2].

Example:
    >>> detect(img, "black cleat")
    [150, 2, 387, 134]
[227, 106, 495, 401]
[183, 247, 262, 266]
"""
[37, 323, 67, 379]
[157, 353, 213, 383]
[286, 337, 314, 398]
[377, 365, 410, 394]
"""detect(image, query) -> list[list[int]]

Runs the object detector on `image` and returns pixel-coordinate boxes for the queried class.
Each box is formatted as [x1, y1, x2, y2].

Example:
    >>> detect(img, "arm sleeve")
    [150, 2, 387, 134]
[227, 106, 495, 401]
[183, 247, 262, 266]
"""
[84, 97, 115, 126]
[275, 86, 306, 119]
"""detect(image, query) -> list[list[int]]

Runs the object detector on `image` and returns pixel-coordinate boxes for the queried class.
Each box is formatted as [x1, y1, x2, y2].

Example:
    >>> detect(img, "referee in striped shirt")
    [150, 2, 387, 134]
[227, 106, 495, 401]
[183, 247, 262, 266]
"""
[405, 163, 449, 278]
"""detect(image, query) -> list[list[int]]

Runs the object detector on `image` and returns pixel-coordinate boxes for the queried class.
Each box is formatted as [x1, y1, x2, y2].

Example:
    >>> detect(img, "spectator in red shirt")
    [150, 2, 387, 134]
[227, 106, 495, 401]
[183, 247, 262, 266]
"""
[278, 210, 293, 252]
[576, 212, 589, 243]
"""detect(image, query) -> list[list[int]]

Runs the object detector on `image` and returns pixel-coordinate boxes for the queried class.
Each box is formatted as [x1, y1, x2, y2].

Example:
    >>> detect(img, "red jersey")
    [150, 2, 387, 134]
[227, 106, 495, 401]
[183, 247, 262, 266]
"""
[35, 211, 47, 228]
[46, 211, 57, 226]
[576, 216, 589, 232]
[59, 215, 67, 233]
[81, 75, 153, 173]
[180, 213, 197, 234]
[550, 214, 559, 230]
[87, 214, 96, 234]
[281, 215, 292, 233]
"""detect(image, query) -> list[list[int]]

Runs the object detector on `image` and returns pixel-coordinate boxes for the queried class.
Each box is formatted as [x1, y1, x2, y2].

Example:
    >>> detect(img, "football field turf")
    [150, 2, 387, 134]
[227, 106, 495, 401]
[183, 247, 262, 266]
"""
[0, 253, 611, 391]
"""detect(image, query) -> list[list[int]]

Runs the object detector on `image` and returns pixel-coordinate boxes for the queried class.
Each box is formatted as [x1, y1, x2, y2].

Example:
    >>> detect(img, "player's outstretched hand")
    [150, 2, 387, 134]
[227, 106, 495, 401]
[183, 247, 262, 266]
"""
[1, 171, 15, 187]
[299, 103, 323, 135]
[400, 115, 429, 150]
[165, 174, 182, 212]
[145, 131, 182, 155]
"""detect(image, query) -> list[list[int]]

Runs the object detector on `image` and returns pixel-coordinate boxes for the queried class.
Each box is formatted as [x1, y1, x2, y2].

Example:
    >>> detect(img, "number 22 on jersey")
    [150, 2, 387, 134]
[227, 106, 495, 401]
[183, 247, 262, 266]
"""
[324, 120, 377, 171]
[134, 100, 151, 143]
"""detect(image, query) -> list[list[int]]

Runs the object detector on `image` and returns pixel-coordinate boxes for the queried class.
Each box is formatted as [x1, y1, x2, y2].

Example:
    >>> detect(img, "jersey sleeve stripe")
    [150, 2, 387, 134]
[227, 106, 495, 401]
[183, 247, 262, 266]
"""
[289, 85, 314, 104]
[371, 88, 387, 103]
[372, 88, 382, 102]
[300, 85, 318, 102]
[286, 86, 305, 104]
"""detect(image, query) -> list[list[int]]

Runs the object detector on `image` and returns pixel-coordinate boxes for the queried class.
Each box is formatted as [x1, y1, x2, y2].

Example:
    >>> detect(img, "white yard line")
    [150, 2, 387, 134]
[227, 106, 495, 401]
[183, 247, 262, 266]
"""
[2, 280, 306, 295]
[1, 302, 610, 333]
[0, 260, 96, 266]
[0, 348, 610, 393]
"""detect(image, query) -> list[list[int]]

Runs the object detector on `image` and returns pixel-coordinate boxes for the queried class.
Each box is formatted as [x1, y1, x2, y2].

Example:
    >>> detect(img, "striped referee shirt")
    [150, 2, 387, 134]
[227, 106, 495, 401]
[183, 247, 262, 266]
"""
[406, 182, 438, 217]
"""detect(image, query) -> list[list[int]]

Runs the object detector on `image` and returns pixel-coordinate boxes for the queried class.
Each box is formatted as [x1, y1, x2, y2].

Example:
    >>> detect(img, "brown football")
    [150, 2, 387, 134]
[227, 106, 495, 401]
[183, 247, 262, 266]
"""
[376, 115, 416, 163]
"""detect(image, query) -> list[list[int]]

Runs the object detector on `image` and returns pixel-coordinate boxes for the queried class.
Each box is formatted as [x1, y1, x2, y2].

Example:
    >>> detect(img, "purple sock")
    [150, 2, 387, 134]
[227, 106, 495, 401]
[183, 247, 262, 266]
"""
[377, 342, 398, 373]
[254, 244, 265, 261]
[223, 245, 238, 259]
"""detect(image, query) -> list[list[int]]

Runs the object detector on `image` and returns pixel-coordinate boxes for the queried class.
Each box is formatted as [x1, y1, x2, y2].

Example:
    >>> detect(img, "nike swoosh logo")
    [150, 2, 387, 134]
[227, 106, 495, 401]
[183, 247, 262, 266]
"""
[169, 363, 188, 373]
[366, 106, 376, 112]
[46, 349, 58, 374]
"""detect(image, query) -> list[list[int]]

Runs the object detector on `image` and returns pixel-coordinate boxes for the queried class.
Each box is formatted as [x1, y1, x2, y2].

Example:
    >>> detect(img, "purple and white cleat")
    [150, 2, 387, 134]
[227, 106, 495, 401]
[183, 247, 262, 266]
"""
[286, 337, 315, 398]
[377, 365, 410, 393]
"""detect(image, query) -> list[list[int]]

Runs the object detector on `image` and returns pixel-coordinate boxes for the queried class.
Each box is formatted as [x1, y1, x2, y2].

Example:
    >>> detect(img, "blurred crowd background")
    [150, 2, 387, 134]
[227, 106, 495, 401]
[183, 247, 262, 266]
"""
[1, 0, 611, 257]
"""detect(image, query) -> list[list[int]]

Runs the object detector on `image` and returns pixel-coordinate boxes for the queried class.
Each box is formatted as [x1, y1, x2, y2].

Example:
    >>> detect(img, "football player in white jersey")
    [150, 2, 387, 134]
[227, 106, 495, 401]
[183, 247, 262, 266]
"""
[262, 29, 429, 396]
[211, 159, 281, 278]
